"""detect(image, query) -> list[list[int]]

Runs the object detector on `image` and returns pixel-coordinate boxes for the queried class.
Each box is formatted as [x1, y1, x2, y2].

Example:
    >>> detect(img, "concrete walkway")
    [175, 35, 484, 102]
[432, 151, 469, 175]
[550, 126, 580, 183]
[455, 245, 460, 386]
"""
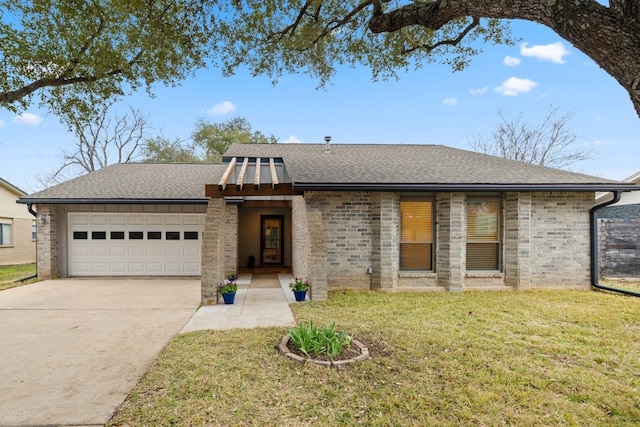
[181, 273, 299, 333]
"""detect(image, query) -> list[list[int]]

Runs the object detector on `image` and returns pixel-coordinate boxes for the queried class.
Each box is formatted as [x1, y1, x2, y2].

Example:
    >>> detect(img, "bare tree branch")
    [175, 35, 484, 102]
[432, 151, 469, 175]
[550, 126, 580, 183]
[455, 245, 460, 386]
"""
[468, 107, 592, 170]
[37, 103, 149, 188]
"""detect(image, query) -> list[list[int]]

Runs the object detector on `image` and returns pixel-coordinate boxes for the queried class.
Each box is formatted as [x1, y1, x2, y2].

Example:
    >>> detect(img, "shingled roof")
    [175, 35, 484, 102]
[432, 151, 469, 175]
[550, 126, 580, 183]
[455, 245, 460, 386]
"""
[19, 163, 226, 203]
[17, 144, 636, 204]
[222, 143, 632, 192]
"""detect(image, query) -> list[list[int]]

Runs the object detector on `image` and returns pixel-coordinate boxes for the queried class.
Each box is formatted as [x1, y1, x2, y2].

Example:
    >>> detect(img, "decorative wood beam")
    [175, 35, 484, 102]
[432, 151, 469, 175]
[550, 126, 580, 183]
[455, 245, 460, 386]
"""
[254, 158, 261, 190]
[241, 200, 292, 209]
[235, 157, 249, 189]
[205, 183, 301, 198]
[269, 158, 279, 190]
[218, 157, 237, 191]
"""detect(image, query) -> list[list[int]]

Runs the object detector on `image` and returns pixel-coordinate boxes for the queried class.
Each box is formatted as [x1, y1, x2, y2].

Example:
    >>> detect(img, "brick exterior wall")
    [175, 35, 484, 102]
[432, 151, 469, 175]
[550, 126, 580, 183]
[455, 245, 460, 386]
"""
[290, 191, 593, 296]
[0, 217, 35, 265]
[303, 192, 373, 291]
[528, 192, 592, 288]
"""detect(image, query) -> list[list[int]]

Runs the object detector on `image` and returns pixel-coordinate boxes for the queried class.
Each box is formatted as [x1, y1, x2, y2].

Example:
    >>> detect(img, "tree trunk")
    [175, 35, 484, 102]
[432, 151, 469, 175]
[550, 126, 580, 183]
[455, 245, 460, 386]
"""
[369, 0, 640, 118]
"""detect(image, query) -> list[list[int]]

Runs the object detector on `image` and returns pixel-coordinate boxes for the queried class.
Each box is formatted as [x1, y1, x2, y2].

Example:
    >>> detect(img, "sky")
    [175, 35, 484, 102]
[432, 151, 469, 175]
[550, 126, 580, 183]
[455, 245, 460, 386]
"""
[1, 18, 639, 194]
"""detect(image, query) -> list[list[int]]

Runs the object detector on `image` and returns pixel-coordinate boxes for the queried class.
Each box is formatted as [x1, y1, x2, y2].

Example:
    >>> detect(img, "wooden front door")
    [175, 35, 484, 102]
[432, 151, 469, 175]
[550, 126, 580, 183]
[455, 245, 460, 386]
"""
[260, 215, 284, 265]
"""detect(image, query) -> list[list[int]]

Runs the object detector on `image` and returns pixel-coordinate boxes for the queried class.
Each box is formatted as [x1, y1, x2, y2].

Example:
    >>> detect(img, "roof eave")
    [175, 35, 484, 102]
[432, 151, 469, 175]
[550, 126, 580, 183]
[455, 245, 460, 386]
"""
[293, 183, 639, 192]
[17, 198, 209, 205]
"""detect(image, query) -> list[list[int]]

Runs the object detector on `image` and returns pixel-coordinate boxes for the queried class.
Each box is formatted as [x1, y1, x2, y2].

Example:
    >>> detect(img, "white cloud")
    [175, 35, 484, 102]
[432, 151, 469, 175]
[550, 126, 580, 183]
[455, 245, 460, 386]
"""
[443, 97, 458, 107]
[494, 77, 537, 96]
[13, 112, 44, 126]
[280, 135, 303, 144]
[207, 100, 237, 116]
[470, 86, 488, 95]
[0, 119, 5, 128]
[503, 56, 521, 67]
[520, 42, 570, 64]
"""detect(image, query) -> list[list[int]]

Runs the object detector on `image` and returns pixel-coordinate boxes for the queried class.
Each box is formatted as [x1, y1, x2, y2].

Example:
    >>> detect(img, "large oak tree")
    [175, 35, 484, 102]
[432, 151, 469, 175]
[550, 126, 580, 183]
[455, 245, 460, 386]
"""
[1, 1, 639, 118]
[213, 0, 640, 117]
[0, 0, 215, 115]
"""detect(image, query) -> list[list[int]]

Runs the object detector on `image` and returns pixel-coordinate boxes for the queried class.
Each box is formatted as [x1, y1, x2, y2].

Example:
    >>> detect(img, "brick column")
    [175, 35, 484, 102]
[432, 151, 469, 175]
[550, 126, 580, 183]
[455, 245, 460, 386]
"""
[36, 204, 59, 280]
[224, 204, 238, 276]
[291, 196, 309, 280]
[504, 192, 532, 289]
[437, 193, 466, 291]
[374, 192, 398, 290]
[305, 196, 328, 300]
[201, 198, 226, 304]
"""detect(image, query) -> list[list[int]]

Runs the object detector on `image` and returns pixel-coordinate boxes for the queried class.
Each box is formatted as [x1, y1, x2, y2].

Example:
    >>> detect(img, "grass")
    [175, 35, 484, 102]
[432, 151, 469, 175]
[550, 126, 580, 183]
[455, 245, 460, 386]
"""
[109, 290, 640, 426]
[0, 263, 37, 290]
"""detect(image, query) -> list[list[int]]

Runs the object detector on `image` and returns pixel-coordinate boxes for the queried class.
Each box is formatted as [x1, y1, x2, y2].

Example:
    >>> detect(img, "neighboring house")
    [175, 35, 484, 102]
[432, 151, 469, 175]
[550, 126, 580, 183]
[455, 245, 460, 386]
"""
[595, 171, 640, 278]
[0, 177, 36, 265]
[18, 143, 637, 303]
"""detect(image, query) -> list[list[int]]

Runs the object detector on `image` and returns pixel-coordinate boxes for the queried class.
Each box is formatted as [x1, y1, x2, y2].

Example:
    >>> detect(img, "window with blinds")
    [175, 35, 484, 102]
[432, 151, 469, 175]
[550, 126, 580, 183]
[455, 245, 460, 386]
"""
[466, 199, 500, 270]
[400, 199, 433, 270]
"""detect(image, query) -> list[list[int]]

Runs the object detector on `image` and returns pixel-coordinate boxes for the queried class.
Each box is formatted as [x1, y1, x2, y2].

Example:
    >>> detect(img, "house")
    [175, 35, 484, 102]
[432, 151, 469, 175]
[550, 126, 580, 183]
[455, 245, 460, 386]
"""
[595, 171, 640, 278]
[18, 143, 637, 303]
[1, 177, 36, 265]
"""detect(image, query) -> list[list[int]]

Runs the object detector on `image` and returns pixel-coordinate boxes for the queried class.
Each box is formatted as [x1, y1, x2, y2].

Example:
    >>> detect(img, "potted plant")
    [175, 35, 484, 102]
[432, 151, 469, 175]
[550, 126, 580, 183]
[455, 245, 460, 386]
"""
[289, 277, 310, 302]
[217, 273, 238, 304]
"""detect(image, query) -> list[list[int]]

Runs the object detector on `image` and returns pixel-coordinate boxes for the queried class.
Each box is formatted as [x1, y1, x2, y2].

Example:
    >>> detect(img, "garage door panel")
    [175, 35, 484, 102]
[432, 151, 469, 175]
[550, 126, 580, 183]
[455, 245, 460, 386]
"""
[165, 215, 181, 225]
[90, 246, 108, 256]
[128, 247, 145, 257]
[147, 247, 163, 256]
[165, 247, 181, 256]
[184, 247, 199, 257]
[127, 215, 145, 225]
[69, 213, 204, 276]
[146, 216, 163, 225]
[90, 215, 108, 225]
[109, 246, 126, 256]
[109, 216, 126, 225]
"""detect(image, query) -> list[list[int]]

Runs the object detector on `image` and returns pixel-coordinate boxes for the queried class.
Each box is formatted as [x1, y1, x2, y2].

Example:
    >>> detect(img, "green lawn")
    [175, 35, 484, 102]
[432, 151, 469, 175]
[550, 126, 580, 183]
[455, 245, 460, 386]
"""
[109, 290, 640, 426]
[0, 263, 37, 290]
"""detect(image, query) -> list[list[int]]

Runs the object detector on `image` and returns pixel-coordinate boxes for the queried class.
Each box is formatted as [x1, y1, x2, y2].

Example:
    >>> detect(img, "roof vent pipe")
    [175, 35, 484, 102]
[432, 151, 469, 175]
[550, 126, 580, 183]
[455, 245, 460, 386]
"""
[324, 136, 331, 154]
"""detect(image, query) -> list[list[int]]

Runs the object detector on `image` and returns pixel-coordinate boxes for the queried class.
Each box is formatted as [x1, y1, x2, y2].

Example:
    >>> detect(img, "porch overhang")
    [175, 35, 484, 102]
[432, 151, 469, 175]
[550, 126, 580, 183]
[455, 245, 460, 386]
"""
[207, 156, 302, 197]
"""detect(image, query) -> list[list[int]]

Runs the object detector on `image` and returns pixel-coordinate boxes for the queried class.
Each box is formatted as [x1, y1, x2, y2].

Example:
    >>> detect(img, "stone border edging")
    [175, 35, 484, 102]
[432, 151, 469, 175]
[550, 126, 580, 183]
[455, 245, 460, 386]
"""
[279, 335, 370, 367]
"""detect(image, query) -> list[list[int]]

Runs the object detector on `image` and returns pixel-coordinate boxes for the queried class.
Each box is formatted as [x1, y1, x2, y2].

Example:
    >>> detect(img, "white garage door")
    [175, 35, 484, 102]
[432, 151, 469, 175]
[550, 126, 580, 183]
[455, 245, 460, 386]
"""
[68, 213, 205, 276]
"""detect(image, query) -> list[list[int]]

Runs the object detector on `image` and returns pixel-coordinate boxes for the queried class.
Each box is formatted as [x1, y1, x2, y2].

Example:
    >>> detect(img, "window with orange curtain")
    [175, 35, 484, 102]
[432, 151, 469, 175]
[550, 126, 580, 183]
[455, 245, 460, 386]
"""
[400, 199, 433, 270]
[466, 198, 500, 270]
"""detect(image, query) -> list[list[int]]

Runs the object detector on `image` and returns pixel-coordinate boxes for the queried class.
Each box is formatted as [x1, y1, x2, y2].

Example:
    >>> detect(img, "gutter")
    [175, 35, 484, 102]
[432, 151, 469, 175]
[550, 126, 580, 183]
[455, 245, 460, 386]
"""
[20, 203, 39, 282]
[17, 198, 209, 205]
[590, 191, 640, 297]
[293, 183, 637, 193]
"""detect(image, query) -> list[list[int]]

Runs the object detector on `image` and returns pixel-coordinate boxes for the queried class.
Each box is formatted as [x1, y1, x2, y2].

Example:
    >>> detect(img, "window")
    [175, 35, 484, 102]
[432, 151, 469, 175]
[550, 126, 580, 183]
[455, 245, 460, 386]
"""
[166, 231, 180, 240]
[147, 231, 162, 240]
[110, 231, 125, 240]
[466, 198, 500, 270]
[73, 231, 88, 240]
[400, 199, 433, 270]
[129, 231, 143, 240]
[184, 231, 199, 240]
[0, 221, 12, 245]
[32, 223, 37, 240]
[92, 231, 106, 240]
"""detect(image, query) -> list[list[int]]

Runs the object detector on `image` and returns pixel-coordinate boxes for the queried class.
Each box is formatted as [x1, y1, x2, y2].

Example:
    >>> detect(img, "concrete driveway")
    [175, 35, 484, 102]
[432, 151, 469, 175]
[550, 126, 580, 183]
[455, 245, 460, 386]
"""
[0, 278, 200, 427]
